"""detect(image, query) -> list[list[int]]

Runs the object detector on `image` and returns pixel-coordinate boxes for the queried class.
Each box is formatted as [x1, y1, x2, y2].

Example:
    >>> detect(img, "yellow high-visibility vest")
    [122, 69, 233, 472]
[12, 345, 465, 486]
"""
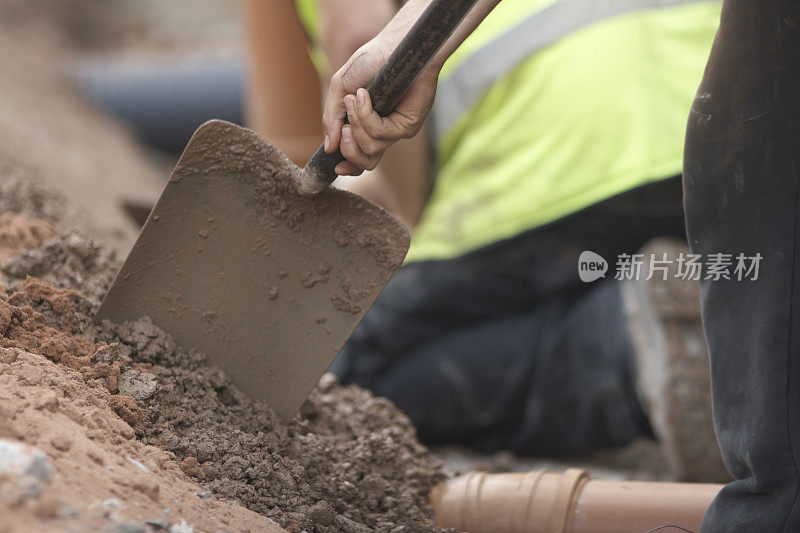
[293, 0, 329, 74]
[294, 0, 721, 263]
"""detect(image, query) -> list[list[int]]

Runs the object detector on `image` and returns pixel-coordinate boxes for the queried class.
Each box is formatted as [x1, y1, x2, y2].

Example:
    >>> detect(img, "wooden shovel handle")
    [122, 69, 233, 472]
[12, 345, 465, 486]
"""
[298, 0, 478, 195]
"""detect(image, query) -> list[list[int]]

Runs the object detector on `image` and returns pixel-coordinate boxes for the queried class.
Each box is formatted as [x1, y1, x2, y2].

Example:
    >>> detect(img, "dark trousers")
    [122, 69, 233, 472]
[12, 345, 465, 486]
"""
[683, 1, 800, 531]
[333, 179, 685, 454]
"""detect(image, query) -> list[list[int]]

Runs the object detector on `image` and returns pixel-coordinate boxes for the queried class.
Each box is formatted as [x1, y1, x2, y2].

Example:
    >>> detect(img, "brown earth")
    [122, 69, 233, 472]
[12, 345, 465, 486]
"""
[0, 0, 164, 257]
[0, 231, 445, 532]
[0, 346, 286, 533]
[0, 2, 663, 532]
[0, 3, 445, 529]
[0, 214, 56, 265]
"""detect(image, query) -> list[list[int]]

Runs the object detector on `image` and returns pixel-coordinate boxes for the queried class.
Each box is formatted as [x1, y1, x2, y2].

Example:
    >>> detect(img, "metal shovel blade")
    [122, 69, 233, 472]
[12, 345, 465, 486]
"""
[96, 120, 409, 420]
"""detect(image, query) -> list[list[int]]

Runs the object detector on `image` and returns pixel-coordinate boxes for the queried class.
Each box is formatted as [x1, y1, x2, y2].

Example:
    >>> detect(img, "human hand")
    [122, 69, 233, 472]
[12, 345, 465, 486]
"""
[320, 0, 502, 176]
[323, 38, 440, 176]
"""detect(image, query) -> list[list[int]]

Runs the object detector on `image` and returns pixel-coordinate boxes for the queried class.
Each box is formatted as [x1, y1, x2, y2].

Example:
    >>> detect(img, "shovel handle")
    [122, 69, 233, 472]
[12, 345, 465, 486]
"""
[298, 0, 478, 195]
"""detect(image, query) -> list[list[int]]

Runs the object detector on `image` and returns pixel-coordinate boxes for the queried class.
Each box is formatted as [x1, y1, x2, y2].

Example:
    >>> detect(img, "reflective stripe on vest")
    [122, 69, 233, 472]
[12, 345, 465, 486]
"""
[405, 0, 721, 262]
[432, 0, 709, 143]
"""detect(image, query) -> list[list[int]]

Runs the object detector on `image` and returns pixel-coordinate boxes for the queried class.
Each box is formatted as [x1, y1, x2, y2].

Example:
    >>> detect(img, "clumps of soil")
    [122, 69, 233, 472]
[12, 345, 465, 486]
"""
[0, 212, 55, 263]
[0, 277, 140, 427]
[1, 233, 119, 303]
[171, 121, 410, 274]
[0, 347, 284, 533]
[0, 175, 64, 229]
[0, 20, 164, 256]
[102, 316, 443, 532]
[2, 235, 446, 532]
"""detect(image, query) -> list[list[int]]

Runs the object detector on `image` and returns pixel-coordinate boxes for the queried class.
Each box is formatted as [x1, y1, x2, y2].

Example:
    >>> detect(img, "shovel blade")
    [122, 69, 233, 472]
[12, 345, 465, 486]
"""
[96, 120, 409, 420]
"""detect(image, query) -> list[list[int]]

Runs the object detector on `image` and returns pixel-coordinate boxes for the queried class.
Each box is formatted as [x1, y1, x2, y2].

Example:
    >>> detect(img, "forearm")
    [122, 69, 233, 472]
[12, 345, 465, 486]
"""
[317, 0, 501, 177]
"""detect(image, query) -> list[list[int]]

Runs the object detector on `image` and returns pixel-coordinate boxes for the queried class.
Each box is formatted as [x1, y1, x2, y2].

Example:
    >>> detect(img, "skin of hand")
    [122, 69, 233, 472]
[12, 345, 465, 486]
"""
[322, 0, 502, 176]
[315, 0, 431, 230]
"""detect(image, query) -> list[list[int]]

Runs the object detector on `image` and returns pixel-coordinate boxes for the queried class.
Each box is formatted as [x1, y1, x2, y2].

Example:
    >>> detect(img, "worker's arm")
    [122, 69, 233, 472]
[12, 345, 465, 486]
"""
[322, 0, 502, 176]
[318, 0, 396, 78]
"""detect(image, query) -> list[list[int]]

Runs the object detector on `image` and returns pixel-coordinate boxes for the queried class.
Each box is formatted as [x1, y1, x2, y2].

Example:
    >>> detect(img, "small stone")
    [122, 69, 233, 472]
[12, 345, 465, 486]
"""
[101, 498, 124, 510]
[118, 370, 158, 401]
[179, 456, 199, 478]
[307, 501, 336, 526]
[110, 395, 145, 427]
[59, 504, 79, 519]
[16, 475, 44, 500]
[334, 515, 366, 532]
[275, 470, 296, 490]
[196, 490, 213, 500]
[267, 286, 279, 301]
[33, 390, 59, 411]
[0, 439, 52, 482]
[50, 435, 71, 452]
[114, 522, 145, 533]
[144, 518, 169, 530]
[16, 363, 43, 386]
[127, 457, 150, 473]
[169, 520, 194, 533]
[87, 448, 105, 466]
[382, 496, 396, 510]
[92, 344, 119, 364]
[0, 348, 20, 364]
[316, 373, 337, 393]
[88, 498, 124, 518]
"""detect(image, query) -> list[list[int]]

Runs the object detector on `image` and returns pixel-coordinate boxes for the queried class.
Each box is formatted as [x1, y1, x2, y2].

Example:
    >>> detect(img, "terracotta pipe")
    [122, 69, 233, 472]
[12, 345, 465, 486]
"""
[430, 469, 722, 533]
[244, 0, 322, 165]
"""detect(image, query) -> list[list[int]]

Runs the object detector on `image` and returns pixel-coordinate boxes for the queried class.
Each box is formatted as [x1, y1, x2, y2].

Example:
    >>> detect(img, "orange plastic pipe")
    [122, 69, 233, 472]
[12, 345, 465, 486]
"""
[430, 469, 722, 533]
[244, 0, 322, 165]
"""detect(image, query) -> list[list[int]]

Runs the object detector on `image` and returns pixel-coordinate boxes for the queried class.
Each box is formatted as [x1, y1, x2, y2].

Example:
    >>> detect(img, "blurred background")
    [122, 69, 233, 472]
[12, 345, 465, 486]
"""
[0, 0, 681, 480]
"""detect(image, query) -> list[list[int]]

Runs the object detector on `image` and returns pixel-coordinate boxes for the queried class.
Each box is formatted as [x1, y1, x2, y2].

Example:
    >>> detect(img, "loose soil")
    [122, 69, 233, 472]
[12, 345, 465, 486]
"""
[0, 4, 445, 529]
[0, 1, 164, 257]
[0, 2, 444, 531]
[0, 232, 445, 532]
[0, 346, 285, 533]
[0, 214, 56, 265]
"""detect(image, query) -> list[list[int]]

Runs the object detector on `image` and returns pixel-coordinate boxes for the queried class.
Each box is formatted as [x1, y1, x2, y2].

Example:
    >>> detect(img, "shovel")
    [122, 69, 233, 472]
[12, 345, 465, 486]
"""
[95, 0, 478, 420]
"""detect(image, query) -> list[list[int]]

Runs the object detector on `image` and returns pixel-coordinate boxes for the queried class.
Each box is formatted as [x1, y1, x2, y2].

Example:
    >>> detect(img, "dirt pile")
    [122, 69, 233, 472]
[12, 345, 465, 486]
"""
[1, 234, 446, 533]
[0, 213, 56, 264]
[0, 0, 131, 50]
[2, 233, 119, 304]
[0, 346, 285, 533]
[102, 317, 443, 532]
[0, 2, 164, 256]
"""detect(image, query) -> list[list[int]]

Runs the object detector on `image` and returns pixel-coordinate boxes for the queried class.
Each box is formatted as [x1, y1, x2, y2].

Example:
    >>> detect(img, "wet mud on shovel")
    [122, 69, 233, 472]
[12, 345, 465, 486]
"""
[96, 120, 408, 420]
[95, 0, 479, 420]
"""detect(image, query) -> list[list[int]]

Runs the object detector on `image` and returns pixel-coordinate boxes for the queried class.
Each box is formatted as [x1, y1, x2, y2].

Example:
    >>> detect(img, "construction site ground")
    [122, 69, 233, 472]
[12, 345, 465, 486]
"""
[0, 1, 669, 532]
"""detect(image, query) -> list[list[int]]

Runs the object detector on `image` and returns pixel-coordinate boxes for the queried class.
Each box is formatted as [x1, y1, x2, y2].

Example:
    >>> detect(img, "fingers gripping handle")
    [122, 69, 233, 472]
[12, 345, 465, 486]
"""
[297, 0, 479, 196]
